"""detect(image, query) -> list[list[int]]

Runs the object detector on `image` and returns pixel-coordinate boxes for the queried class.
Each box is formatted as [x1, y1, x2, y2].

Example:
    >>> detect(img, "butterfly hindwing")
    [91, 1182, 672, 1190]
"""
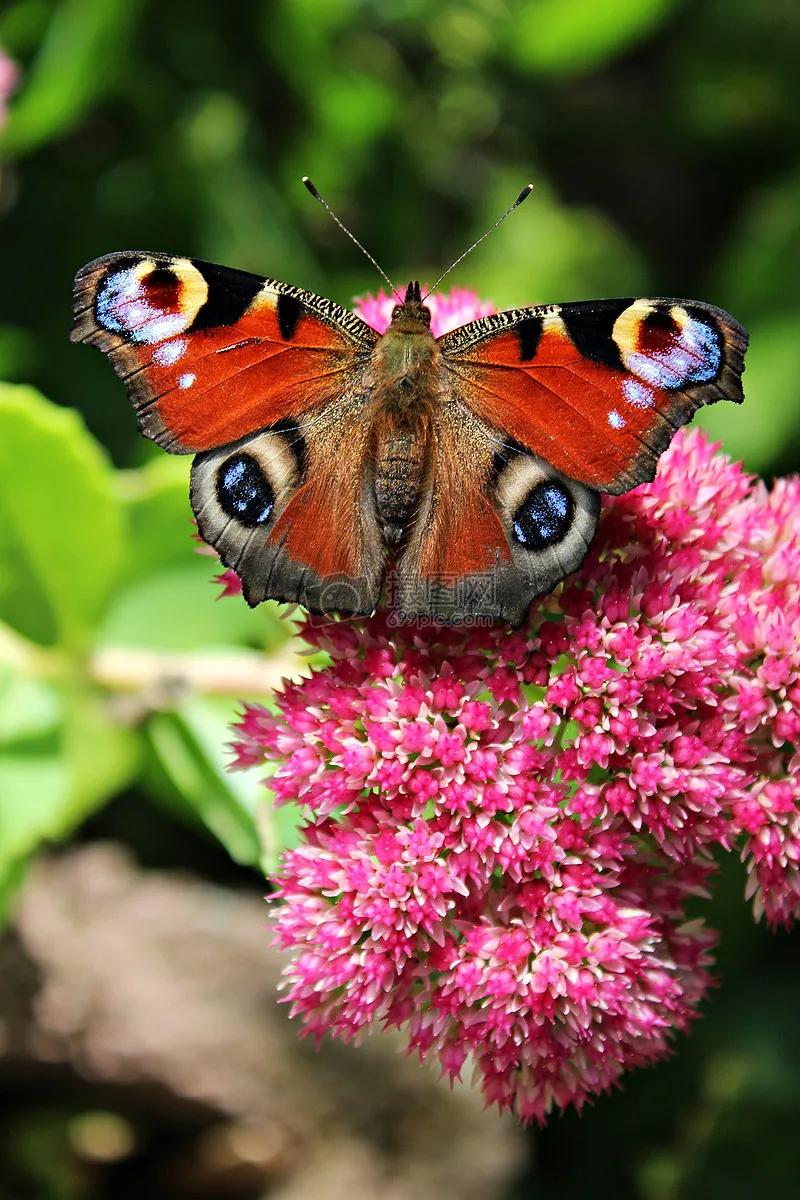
[190, 394, 385, 615]
[71, 251, 377, 453]
[439, 297, 747, 494]
[395, 400, 600, 625]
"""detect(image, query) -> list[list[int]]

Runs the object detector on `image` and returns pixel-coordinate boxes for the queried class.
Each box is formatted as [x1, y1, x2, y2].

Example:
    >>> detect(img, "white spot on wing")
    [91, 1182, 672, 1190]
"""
[608, 409, 625, 429]
[178, 372, 196, 389]
[153, 338, 187, 366]
[622, 378, 655, 408]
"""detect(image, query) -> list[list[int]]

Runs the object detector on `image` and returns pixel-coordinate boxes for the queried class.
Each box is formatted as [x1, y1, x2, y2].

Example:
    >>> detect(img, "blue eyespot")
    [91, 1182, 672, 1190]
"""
[217, 453, 274, 526]
[513, 481, 573, 549]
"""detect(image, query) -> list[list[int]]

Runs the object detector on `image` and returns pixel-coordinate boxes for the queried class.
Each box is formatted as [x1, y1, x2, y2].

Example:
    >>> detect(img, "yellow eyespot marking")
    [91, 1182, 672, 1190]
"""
[542, 310, 567, 338]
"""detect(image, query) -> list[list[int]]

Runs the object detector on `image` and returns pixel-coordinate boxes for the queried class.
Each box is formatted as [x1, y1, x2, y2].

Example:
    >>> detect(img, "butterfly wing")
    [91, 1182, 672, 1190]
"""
[396, 296, 746, 624]
[72, 252, 384, 613]
[71, 251, 377, 451]
[438, 297, 748, 493]
[394, 400, 600, 625]
[190, 397, 384, 614]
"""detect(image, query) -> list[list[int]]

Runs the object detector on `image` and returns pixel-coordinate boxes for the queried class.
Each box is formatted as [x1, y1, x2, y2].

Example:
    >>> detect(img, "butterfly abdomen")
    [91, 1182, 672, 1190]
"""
[368, 320, 440, 545]
[372, 411, 429, 545]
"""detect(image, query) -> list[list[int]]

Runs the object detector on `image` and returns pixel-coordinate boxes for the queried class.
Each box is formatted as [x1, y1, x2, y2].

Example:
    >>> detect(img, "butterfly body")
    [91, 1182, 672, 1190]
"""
[72, 252, 748, 624]
[368, 283, 442, 541]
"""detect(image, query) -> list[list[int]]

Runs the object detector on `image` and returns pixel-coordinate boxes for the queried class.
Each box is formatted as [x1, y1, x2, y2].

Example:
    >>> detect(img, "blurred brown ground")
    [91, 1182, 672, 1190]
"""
[0, 844, 524, 1200]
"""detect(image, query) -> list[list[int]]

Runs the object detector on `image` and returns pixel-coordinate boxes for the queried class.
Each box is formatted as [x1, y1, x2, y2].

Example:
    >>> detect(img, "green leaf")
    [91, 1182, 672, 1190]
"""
[0, 665, 61, 742]
[119, 456, 194, 582]
[261, 794, 304, 876]
[0, 672, 139, 874]
[63, 683, 140, 818]
[507, 0, 679, 75]
[0, 0, 144, 158]
[144, 697, 265, 869]
[115, 456, 294, 652]
[100, 562, 272, 652]
[0, 750, 66, 866]
[0, 853, 28, 928]
[0, 2, 50, 55]
[144, 696, 302, 873]
[0, 385, 125, 648]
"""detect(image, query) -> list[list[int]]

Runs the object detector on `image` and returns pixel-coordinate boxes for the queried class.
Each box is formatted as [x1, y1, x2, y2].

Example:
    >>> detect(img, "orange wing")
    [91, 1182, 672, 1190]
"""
[71, 252, 377, 452]
[73, 252, 385, 614]
[439, 298, 747, 494]
[394, 402, 601, 625]
[190, 399, 384, 615]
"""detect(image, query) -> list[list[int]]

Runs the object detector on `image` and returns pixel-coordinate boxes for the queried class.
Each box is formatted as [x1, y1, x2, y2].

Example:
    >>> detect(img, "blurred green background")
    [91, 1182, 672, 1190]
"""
[1, 1, 799, 1198]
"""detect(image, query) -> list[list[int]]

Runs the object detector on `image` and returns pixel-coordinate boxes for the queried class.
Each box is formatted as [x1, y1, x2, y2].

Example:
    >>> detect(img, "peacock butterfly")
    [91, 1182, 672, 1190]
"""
[71, 183, 747, 624]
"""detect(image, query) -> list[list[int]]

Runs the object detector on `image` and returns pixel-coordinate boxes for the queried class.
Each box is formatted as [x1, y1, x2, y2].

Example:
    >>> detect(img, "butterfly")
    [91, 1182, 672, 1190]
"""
[71, 191, 747, 626]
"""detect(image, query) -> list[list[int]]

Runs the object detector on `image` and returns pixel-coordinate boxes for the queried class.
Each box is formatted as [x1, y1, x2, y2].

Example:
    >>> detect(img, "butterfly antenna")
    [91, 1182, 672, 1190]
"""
[423, 183, 534, 300]
[302, 177, 399, 298]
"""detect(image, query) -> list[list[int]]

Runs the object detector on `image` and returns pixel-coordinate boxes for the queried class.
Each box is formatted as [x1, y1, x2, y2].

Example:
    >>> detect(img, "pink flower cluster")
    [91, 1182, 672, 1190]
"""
[356, 286, 495, 337]
[225, 291, 800, 1123]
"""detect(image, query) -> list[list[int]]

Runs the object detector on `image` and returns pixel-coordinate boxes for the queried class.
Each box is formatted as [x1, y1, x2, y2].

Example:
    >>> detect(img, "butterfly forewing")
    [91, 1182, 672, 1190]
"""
[71, 251, 376, 452]
[439, 297, 747, 494]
